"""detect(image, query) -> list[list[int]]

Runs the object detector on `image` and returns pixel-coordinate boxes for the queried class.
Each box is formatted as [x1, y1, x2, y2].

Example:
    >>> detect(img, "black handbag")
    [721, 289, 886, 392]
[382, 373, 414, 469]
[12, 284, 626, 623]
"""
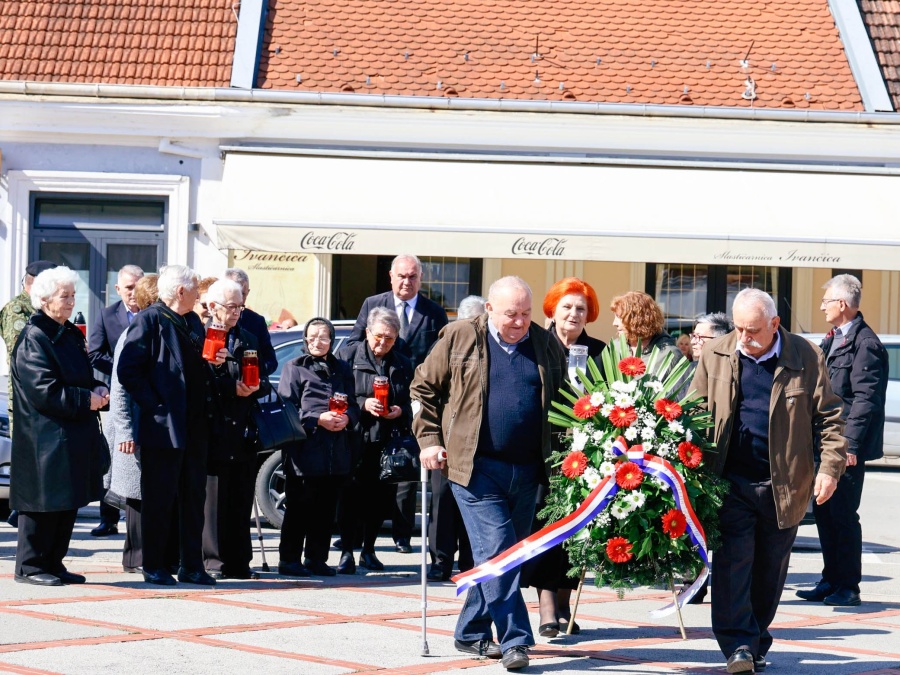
[251, 391, 307, 450]
[378, 428, 421, 483]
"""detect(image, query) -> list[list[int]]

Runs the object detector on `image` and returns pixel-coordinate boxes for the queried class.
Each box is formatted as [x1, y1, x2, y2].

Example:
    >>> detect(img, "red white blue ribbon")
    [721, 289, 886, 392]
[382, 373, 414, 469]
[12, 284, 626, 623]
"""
[451, 436, 710, 617]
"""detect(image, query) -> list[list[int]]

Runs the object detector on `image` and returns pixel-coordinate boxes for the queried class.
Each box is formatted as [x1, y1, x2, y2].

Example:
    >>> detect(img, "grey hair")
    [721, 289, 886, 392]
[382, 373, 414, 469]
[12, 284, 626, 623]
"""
[118, 265, 144, 281]
[488, 276, 532, 302]
[157, 264, 200, 303]
[30, 266, 80, 309]
[695, 312, 734, 337]
[391, 254, 422, 276]
[457, 295, 486, 319]
[732, 288, 777, 320]
[223, 267, 250, 287]
[823, 274, 861, 308]
[367, 306, 401, 334]
[206, 278, 244, 306]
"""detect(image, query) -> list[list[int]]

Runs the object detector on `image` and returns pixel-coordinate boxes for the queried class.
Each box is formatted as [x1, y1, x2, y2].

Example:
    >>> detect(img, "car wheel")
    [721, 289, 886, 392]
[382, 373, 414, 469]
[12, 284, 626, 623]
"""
[255, 453, 286, 529]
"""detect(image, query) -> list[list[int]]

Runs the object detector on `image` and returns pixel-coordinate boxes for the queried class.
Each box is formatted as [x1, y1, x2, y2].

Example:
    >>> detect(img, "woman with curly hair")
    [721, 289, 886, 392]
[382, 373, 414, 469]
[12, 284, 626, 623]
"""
[610, 291, 681, 367]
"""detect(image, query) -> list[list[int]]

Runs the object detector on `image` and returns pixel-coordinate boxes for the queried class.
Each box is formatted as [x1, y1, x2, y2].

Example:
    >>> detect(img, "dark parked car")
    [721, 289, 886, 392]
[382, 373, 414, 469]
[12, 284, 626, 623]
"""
[254, 320, 354, 528]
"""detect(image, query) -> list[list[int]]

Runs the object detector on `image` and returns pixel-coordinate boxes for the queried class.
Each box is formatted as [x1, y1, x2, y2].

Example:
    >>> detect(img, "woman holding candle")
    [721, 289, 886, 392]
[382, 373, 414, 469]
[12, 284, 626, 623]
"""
[335, 307, 414, 573]
[201, 278, 268, 579]
[276, 317, 359, 576]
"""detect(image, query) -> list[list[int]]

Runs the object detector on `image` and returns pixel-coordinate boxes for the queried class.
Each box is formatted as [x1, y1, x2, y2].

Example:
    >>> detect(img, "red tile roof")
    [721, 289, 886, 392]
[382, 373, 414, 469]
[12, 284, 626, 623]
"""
[259, 0, 864, 109]
[0, 1, 237, 87]
[858, 0, 900, 110]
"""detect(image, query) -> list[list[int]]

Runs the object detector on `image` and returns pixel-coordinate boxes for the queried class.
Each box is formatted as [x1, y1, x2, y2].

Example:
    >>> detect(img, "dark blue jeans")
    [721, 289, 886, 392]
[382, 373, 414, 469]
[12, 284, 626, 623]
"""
[451, 455, 540, 651]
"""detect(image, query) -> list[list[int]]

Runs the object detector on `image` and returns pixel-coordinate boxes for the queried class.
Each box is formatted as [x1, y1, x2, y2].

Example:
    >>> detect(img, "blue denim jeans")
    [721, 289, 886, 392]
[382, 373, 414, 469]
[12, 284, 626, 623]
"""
[451, 455, 540, 651]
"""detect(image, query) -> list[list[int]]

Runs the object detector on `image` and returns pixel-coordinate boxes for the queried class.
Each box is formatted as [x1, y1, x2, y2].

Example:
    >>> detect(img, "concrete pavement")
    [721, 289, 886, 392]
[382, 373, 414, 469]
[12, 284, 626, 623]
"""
[1, 469, 899, 674]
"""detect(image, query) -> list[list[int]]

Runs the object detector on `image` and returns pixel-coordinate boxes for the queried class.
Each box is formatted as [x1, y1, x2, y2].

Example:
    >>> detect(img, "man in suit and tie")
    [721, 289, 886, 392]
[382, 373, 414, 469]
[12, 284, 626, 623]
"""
[345, 254, 449, 552]
[88, 264, 144, 537]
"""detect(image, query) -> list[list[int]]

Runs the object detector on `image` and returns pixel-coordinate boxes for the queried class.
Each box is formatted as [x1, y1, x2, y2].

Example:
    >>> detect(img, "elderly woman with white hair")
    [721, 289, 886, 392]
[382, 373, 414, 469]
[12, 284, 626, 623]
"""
[10, 266, 110, 586]
[117, 264, 219, 587]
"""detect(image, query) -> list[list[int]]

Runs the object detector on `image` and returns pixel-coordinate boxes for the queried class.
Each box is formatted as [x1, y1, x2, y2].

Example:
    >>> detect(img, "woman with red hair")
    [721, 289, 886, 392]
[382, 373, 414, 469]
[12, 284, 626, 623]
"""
[610, 291, 681, 365]
[522, 277, 607, 637]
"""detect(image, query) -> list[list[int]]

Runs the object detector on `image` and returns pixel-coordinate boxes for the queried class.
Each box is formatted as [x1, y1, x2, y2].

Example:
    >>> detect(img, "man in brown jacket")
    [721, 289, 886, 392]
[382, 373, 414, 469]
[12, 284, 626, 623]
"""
[691, 288, 846, 674]
[411, 276, 564, 671]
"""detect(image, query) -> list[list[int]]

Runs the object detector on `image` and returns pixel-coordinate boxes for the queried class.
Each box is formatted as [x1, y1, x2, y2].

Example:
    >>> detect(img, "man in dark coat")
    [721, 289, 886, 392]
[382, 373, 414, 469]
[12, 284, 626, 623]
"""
[224, 268, 277, 377]
[797, 274, 889, 608]
[344, 254, 449, 552]
[88, 264, 144, 537]
[117, 264, 216, 587]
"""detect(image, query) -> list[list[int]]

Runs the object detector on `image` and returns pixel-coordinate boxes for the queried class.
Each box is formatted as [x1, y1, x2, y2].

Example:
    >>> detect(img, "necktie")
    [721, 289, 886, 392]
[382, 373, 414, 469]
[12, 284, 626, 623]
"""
[399, 301, 410, 340]
[828, 328, 842, 357]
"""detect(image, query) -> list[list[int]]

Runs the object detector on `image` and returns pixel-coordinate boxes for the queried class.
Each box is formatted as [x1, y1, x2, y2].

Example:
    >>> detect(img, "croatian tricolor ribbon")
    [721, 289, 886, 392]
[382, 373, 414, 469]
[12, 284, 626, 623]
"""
[451, 436, 710, 617]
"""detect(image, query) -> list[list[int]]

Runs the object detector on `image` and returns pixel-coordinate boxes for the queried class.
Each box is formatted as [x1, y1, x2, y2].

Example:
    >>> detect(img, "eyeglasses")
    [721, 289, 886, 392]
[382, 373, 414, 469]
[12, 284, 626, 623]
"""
[820, 298, 841, 306]
[221, 304, 245, 314]
[306, 336, 332, 344]
[690, 333, 716, 342]
[369, 332, 397, 343]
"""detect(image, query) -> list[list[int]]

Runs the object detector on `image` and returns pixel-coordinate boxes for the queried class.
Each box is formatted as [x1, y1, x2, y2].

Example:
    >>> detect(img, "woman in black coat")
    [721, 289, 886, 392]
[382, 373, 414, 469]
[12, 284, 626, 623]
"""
[276, 317, 359, 577]
[335, 306, 414, 574]
[10, 266, 109, 586]
[201, 278, 269, 579]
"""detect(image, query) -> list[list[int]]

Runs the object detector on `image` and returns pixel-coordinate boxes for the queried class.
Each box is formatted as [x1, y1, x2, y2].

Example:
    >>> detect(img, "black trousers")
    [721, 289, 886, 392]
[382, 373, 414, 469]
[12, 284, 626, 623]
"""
[140, 444, 208, 573]
[429, 470, 473, 574]
[393, 481, 417, 542]
[99, 499, 121, 526]
[16, 510, 78, 577]
[280, 474, 344, 564]
[339, 462, 394, 553]
[813, 460, 866, 593]
[123, 499, 180, 570]
[202, 459, 257, 573]
[711, 476, 798, 659]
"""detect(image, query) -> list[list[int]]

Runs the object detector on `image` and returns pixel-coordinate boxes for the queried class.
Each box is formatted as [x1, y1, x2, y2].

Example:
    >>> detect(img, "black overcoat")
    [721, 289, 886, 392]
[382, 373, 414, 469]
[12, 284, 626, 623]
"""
[10, 310, 106, 511]
[277, 351, 359, 476]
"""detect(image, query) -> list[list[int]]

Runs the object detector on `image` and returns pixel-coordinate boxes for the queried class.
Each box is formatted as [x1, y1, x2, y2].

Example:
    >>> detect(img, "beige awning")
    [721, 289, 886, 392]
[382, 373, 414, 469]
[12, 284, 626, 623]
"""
[213, 152, 900, 269]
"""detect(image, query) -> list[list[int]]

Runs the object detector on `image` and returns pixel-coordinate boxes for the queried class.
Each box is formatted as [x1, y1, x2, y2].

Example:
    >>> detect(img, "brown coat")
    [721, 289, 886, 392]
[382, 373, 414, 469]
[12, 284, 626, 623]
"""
[410, 313, 565, 487]
[690, 327, 846, 529]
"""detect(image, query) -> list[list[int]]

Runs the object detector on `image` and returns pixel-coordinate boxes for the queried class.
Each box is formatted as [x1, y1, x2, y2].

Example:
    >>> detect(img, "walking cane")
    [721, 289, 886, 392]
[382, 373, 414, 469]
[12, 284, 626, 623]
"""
[252, 497, 270, 573]
[420, 457, 434, 656]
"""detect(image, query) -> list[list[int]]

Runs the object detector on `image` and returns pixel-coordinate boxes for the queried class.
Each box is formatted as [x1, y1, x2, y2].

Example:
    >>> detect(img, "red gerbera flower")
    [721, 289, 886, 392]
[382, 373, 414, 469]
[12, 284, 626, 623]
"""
[606, 536, 634, 563]
[654, 398, 683, 422]
[618, 356, 646, 377]
[677, 441, 703, 469]
[661, 508, 687, 538]
[608, 406, 638, 428]
[561, 451, 589, 479]
[615, 461, 644, 490]
[573, 395, 600, 420]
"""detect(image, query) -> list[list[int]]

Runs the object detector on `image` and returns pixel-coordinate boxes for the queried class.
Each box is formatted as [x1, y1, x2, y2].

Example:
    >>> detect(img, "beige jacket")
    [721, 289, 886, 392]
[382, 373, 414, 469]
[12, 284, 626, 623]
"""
[410, 313, 565, 487]
[690, 327, 847, 529]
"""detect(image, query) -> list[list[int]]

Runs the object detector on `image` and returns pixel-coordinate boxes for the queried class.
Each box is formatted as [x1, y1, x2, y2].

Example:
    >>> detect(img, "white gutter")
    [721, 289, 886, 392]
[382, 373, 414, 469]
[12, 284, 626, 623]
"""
[828, 0, 894, 112]
[1, 80, 899, 124]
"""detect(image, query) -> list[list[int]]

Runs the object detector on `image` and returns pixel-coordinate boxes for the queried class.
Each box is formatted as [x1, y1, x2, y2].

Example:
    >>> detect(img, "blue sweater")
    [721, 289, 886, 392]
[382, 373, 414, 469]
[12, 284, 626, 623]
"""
[476, 336, 543, 464]
[726, 352, 777, 481]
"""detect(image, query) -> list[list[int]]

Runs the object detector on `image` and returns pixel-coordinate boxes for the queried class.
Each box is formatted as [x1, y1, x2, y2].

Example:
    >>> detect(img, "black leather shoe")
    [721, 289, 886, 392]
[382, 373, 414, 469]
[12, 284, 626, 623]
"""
[336, 552, 356, 575]
[395, 538, 412, 554]
[123, 566, 143, 574]
[824, 587, 861, 606]
[726, 647, 755, 673]
[501, 645, 529, 670]
[143, 569, 177, 586]
[796, 579, 833, 602]
[177, 569, 216, 585]
[278, 561, 311, 577]
[14, 572, 62, 586]
[427, 564, 451, 582]
[206, 570, 225, 580]
[223, 567, 253, 580]
[56, 570, 86, 585]
[454, 638, 502, 658]
[304, 560, 337, 577]
[755, 655, 767, 672]
[90, 522, 119, 537]
[332, 538, 343, 550]
[359, 551, 384, 571]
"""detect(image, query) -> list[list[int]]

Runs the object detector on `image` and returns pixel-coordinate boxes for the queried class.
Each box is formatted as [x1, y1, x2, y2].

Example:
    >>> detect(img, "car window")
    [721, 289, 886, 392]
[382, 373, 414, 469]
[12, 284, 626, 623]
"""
[886, 344, 900, 382]
[270, 340, 305, 382]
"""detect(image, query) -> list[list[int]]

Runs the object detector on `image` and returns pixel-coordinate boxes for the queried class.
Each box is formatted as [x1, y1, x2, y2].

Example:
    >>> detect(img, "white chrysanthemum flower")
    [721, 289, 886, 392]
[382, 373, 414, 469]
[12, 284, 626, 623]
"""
[640, 426, 657, 440]
[614, 393, 635, 408]
[572, 429, 588, 452]
[656, 476, 670, 490]
[582, 467, 602, 489]
[589, 392, 605, 407]
[625, 491, 647, 508]
[602, 438, 614, 451]
[647, 380, 664, 393]
[592, 430, 605, 442]
[624, 427, 638, 441]
[610, 502, 630, 520]
[668, 420, 685, 434]
[655, 444, 669, 458]
[600, 404, 614, 417]
[611, 380, 629, 393]
[599, 461, 616, 476]
[642, 440, 653, 452]
[685, 428, 693, 442]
